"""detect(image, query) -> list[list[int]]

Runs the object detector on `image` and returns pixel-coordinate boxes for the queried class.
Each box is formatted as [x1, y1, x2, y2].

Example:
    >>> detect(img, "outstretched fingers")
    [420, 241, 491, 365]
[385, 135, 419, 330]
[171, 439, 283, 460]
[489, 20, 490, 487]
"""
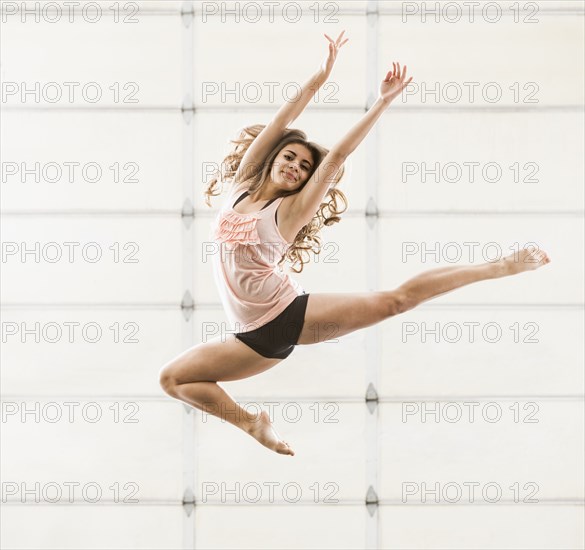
[325, 30, 349, 47]
[388, 62, 412, 81]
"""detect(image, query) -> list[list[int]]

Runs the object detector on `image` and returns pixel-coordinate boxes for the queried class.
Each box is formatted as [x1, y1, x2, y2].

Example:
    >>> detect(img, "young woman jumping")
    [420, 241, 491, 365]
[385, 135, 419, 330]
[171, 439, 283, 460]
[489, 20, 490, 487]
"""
[159, 31, 551, 456]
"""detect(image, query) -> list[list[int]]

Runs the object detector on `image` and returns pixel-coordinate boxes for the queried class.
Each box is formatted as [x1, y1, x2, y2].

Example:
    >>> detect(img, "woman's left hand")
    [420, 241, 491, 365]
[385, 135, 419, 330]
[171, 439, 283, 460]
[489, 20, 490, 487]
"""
[320, 30, 349, 76]
[379, 61, 413, 104]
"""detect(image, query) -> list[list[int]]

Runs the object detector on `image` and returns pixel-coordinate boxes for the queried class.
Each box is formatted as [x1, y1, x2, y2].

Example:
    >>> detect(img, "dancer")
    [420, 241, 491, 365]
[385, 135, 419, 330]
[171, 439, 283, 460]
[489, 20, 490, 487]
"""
[160, 31, 550, 456]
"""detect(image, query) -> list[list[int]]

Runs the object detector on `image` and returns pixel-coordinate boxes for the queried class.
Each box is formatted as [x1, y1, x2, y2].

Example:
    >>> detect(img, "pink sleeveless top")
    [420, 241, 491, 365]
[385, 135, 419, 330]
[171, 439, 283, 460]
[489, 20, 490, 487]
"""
[209, 185, 305, 333]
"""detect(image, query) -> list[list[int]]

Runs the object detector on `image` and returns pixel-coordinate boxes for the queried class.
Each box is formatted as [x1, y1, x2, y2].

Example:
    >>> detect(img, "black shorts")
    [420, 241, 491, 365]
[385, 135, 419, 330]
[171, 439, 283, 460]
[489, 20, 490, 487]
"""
[234, 293, 310, 359]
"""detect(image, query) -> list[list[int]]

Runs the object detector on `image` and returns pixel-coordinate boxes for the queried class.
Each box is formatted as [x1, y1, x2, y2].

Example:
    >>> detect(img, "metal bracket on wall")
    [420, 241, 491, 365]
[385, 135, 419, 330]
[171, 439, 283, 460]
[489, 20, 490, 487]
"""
[182, 94, 194, 124]
[181, 198, 194, 229]
[182, 487, 195, 517]
[365, 485, 379, 518]
[181, 1, 194, 27]
[365, 382, 379, 414]
[180, 290, 195, 322]
[365, 196, 378, 231]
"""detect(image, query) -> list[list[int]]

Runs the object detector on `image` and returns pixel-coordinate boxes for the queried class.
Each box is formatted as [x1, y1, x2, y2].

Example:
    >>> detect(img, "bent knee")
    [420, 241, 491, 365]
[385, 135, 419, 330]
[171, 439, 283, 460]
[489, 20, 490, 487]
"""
[386, 290, 415, 317]
[159, 366, 179, 397]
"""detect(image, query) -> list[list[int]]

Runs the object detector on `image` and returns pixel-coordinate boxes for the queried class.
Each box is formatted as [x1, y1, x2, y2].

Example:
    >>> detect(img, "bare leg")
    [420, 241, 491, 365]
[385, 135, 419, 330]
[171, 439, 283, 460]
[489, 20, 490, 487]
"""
[170, 381, 295, 456]
[396, 248, 551, 308]
[162, 249, 550, 455]
[298, 248, 551, 345]
[175, 382, 295, 456]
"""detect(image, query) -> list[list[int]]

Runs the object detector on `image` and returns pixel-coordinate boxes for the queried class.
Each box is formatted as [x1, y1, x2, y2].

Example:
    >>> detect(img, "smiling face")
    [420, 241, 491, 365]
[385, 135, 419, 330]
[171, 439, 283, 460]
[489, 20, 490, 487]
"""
[271, 143, 314, 190]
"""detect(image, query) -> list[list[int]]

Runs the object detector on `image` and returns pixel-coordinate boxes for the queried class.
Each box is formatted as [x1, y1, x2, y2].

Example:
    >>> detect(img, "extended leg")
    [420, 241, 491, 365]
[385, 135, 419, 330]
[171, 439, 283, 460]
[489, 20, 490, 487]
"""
[396, 248, 551, 310]
[297, 248, 550, 345]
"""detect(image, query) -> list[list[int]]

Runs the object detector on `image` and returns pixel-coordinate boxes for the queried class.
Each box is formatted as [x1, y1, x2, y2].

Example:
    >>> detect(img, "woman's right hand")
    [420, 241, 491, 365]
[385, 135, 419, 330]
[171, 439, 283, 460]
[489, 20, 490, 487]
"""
[319, 30, 349, 77]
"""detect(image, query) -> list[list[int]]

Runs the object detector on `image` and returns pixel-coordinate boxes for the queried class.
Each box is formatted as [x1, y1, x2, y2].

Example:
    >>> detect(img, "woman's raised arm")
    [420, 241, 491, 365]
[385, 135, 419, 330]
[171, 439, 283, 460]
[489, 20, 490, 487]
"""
[286, 62, 414, 230]
[272, 30, 349, 128]
[233, 31, 349, 186]
[330, 62, 413, 160]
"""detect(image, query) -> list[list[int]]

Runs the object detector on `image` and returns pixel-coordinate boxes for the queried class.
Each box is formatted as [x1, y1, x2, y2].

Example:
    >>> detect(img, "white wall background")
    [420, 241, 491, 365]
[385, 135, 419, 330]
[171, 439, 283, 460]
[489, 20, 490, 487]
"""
[1, 1, 583, 549]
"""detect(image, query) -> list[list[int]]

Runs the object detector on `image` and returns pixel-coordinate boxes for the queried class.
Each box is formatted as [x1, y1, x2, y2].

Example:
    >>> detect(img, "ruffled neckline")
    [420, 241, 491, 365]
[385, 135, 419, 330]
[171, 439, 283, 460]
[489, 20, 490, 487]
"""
[213, 209, 260, 247]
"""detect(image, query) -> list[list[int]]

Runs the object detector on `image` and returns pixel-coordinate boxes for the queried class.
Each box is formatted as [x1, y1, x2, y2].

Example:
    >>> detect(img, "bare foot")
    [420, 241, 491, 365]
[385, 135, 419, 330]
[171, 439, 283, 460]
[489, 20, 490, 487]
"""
[499, 247, 551, 276]
[245, 410, 295, 456]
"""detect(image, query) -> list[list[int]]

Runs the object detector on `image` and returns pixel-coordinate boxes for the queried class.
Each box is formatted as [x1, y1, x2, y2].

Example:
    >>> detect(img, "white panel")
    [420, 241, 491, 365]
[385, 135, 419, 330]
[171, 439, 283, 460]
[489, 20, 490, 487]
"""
[0, 505, 183, 550]
[196, 403, 366, 500]
[137, 0, 183, 12]
[2, 401, 183, 501]
[1, 1, 184, 15]
[196, 505, 366, 549]
[193, 110, 368, 211]
[378, 111, 583, 212]
[379, 504, 584, 550]
[379, 216, 584, 304]
[142, 0, 183, 11]
[194, 0, 367, 16]
[378, 1, 583, 14]
[379, 308, 584, 396]
[1, 217, 183, 303]
[1, 309, 183, 395]
[379, 401, 584, 500]
[1, 111, 183, 211]
[1, 15, 182, 107]
[379, 14, 583, 106]
[193, 16, 366, 107]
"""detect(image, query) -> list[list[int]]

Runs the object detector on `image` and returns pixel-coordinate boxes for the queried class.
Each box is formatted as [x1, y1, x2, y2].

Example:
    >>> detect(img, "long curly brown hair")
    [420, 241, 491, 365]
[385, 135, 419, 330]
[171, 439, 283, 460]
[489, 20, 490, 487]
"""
[204, 124, 348, 273]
